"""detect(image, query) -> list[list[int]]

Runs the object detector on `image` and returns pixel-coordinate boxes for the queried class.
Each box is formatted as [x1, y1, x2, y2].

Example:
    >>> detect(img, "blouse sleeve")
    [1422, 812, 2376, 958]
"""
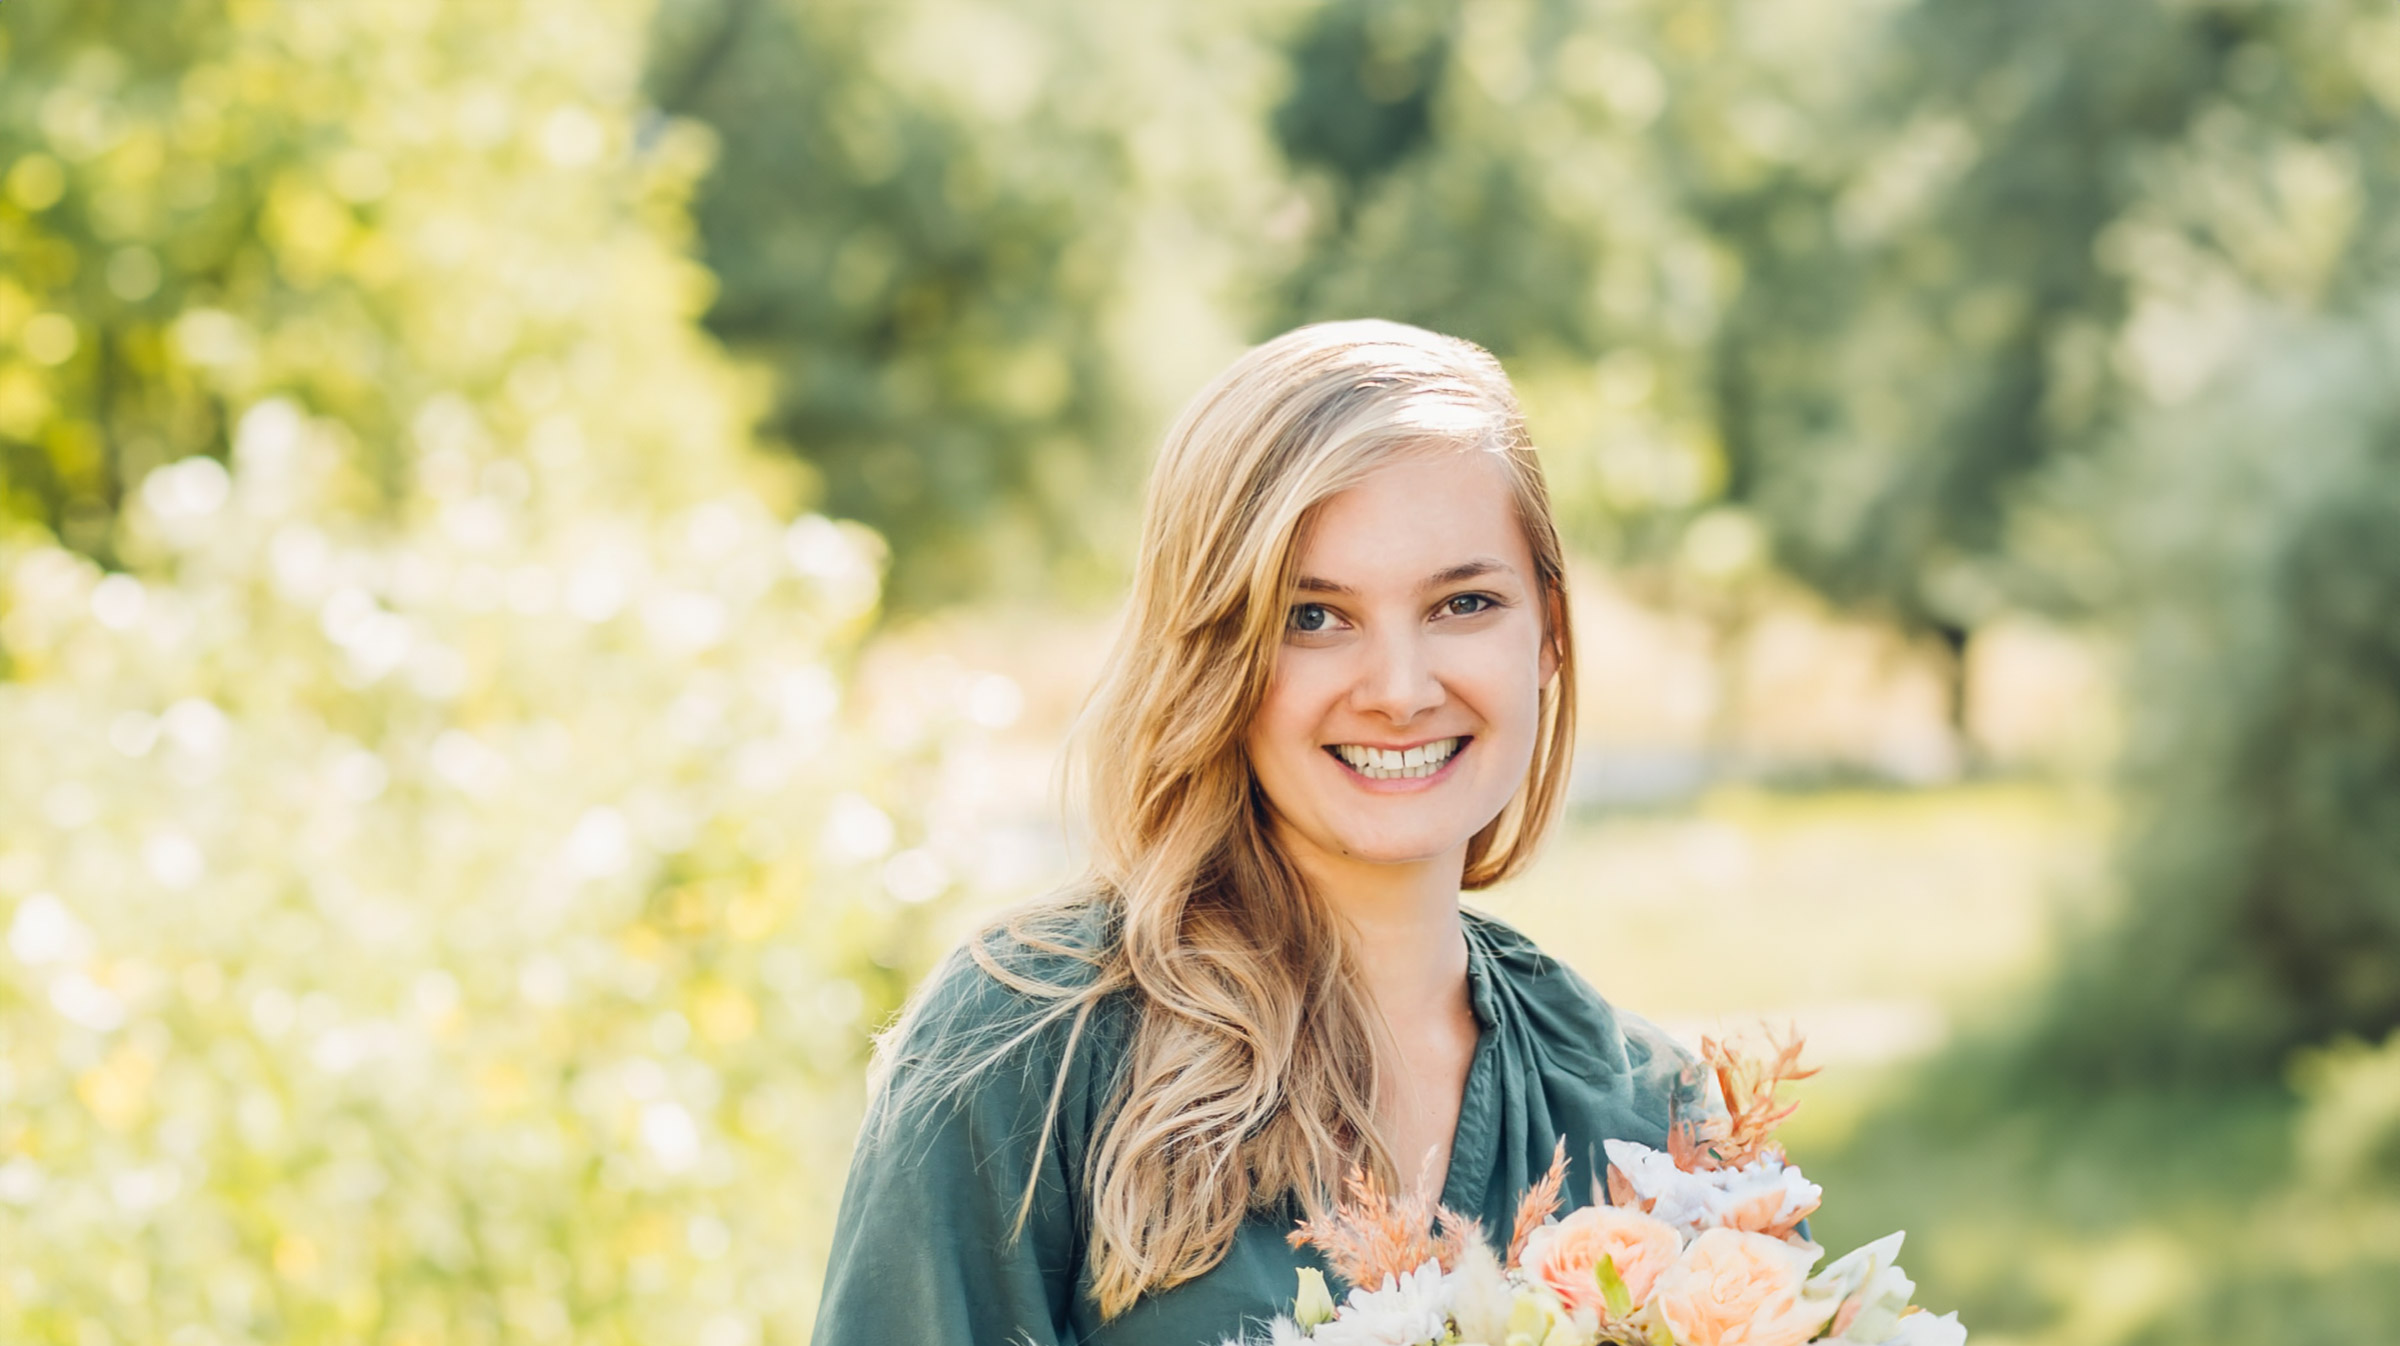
[812, 949, 1112, 1346]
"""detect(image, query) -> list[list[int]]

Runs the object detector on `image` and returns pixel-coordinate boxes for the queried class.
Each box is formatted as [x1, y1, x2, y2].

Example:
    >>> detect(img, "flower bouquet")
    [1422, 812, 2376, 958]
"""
[1237, 1030, 1964, 1346]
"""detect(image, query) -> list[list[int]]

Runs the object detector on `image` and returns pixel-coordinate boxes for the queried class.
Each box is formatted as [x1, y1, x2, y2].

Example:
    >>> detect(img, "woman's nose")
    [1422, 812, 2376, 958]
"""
[1349, 626, 1443, 724]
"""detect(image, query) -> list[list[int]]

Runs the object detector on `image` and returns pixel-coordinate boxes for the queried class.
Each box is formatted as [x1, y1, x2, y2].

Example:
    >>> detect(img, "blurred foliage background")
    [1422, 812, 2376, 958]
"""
[3, 0, 2396, 1342]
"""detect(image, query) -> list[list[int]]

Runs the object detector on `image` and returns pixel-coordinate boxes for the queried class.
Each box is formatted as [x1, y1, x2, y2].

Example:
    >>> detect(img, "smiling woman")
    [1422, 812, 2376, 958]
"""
[811, 321, 1700, 1345]
[1249, 451, 1560, 866]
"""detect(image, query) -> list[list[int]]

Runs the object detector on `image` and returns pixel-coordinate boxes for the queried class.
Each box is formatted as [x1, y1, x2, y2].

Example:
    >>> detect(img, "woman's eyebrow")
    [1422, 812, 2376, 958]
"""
[1291, 557, 1517, 595]
[1423, 558, 1512, 588]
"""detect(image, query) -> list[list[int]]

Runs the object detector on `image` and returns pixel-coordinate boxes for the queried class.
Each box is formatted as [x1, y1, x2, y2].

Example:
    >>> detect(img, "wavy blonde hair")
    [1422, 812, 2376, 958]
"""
[876, 319, 1577, 1317]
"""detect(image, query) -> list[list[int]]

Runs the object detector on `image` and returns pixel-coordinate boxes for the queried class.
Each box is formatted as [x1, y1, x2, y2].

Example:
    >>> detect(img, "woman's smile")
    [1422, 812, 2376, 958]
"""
[1324, 735, 1473, 786]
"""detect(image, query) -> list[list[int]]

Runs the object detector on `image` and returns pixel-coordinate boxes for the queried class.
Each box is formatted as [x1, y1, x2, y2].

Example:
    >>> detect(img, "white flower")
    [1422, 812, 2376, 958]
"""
[1811, 1232, 1918, 1342]
[1446, 1240, 1515, 1345]
[1808, 1232, 1904, 1301]
[1602, 1139, 1821, 1238]
[1312, 1259, 1453, 1346]
[1604, 1139, 1712, 1230]
[1876, 1310, 1968, 1346]
[1217, 1318, 1311, 1346]
[1295, 1267, 1338, 1329]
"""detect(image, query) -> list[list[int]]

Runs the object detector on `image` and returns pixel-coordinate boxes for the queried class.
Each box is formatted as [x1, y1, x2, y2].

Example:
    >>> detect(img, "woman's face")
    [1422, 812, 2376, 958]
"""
[1243, 449, 1558, 882]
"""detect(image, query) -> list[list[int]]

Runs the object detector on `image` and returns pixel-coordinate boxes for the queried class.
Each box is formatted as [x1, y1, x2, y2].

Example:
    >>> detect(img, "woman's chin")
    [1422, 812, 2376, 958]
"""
[1317, 822, 1482, 870]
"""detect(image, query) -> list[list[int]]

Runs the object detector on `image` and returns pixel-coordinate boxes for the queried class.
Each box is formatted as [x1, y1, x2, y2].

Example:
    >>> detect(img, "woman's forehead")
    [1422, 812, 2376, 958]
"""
[1293, 452, 1533, 592]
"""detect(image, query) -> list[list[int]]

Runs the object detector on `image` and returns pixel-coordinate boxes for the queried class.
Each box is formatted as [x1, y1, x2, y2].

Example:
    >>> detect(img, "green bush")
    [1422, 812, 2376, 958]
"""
[2025, 317, 2400, 1082]
[0, 2, 1003, 1340]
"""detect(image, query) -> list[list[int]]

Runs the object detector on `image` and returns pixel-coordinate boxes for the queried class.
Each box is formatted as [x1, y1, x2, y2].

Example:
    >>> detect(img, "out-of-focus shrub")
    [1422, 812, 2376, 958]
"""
[0, 444, 951, 1344]
[2024, 314, 2400, 1083]
[652, 0, 1137, 611]
[2295, 1029, 2400, 1191]
[0, 2, 1012, 1341]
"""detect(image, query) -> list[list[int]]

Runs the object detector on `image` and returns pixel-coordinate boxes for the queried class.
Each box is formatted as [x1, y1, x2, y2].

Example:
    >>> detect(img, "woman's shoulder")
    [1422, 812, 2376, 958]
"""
[880, 893, 1134, 1086]
[1460, 904, 1701, 1103]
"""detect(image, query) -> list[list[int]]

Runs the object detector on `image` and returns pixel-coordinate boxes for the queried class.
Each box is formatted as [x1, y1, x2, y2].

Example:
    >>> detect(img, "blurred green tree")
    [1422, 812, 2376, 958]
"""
[647, 0, 1148, 610]
[0, 0, 272, 561]
[1698, 0, 2214, 618]
[2034, 319, 2400, 1082]
[1260, 0, 1767, 559]
[1700, 0, 2400, 1079]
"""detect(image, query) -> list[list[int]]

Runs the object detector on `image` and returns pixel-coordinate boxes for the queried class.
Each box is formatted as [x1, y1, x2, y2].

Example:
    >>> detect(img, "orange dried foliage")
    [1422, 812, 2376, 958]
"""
[1605, 1162, 1640, 1210]
[1670, 1025, 1816, 1172]
[1506, 1137, 1569, 1265]
[1289, 1152, 1483, 1289]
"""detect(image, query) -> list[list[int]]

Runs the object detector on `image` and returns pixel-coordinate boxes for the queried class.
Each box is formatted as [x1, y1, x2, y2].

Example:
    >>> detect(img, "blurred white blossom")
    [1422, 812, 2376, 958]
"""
[0, 5, 1039, 1341]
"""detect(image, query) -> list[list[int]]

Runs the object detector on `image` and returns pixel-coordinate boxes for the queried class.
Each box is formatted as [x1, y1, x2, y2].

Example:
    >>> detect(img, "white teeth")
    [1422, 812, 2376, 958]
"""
[1329, 737, 1461, 780]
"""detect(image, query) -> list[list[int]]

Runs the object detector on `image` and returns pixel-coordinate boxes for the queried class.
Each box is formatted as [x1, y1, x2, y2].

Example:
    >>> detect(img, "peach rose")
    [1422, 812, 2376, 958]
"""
[1520, 1204, 1683, 1322]
[1647, 1228, 1834, 1346]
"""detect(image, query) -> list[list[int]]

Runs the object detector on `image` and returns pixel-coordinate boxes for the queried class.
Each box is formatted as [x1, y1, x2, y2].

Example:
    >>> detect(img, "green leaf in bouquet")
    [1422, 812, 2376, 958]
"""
[1595, 1253, 1635, 1321]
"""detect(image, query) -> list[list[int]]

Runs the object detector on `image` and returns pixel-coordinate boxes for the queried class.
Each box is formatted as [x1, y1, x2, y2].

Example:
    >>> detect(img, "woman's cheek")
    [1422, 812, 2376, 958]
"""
[1456, 633, 1539, 726]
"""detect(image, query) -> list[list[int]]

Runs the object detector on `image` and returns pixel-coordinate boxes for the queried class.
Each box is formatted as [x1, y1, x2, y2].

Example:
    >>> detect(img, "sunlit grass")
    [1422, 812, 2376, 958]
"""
[1491, 780, 2109, 1058]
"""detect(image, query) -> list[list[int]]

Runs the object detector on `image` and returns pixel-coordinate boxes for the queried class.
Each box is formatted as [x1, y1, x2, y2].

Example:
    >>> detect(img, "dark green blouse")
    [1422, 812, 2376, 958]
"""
[813, 903, 1700, 1346]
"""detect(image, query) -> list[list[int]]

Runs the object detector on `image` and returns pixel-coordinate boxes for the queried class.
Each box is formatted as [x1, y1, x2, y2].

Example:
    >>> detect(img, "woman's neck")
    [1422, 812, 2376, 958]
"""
[1282, 832, 1472, 1028]
[1282, 833, 1480, 1194]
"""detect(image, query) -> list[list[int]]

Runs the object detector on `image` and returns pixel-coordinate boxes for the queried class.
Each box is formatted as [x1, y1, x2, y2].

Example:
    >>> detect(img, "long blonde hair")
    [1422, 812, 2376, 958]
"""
[877, 319, 1577, 1317]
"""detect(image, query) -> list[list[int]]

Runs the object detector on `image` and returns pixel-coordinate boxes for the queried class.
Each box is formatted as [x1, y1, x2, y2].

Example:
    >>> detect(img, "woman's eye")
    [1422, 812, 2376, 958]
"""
[1288, 603, 1334, 633]
[1441, 593, 1496, 618]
